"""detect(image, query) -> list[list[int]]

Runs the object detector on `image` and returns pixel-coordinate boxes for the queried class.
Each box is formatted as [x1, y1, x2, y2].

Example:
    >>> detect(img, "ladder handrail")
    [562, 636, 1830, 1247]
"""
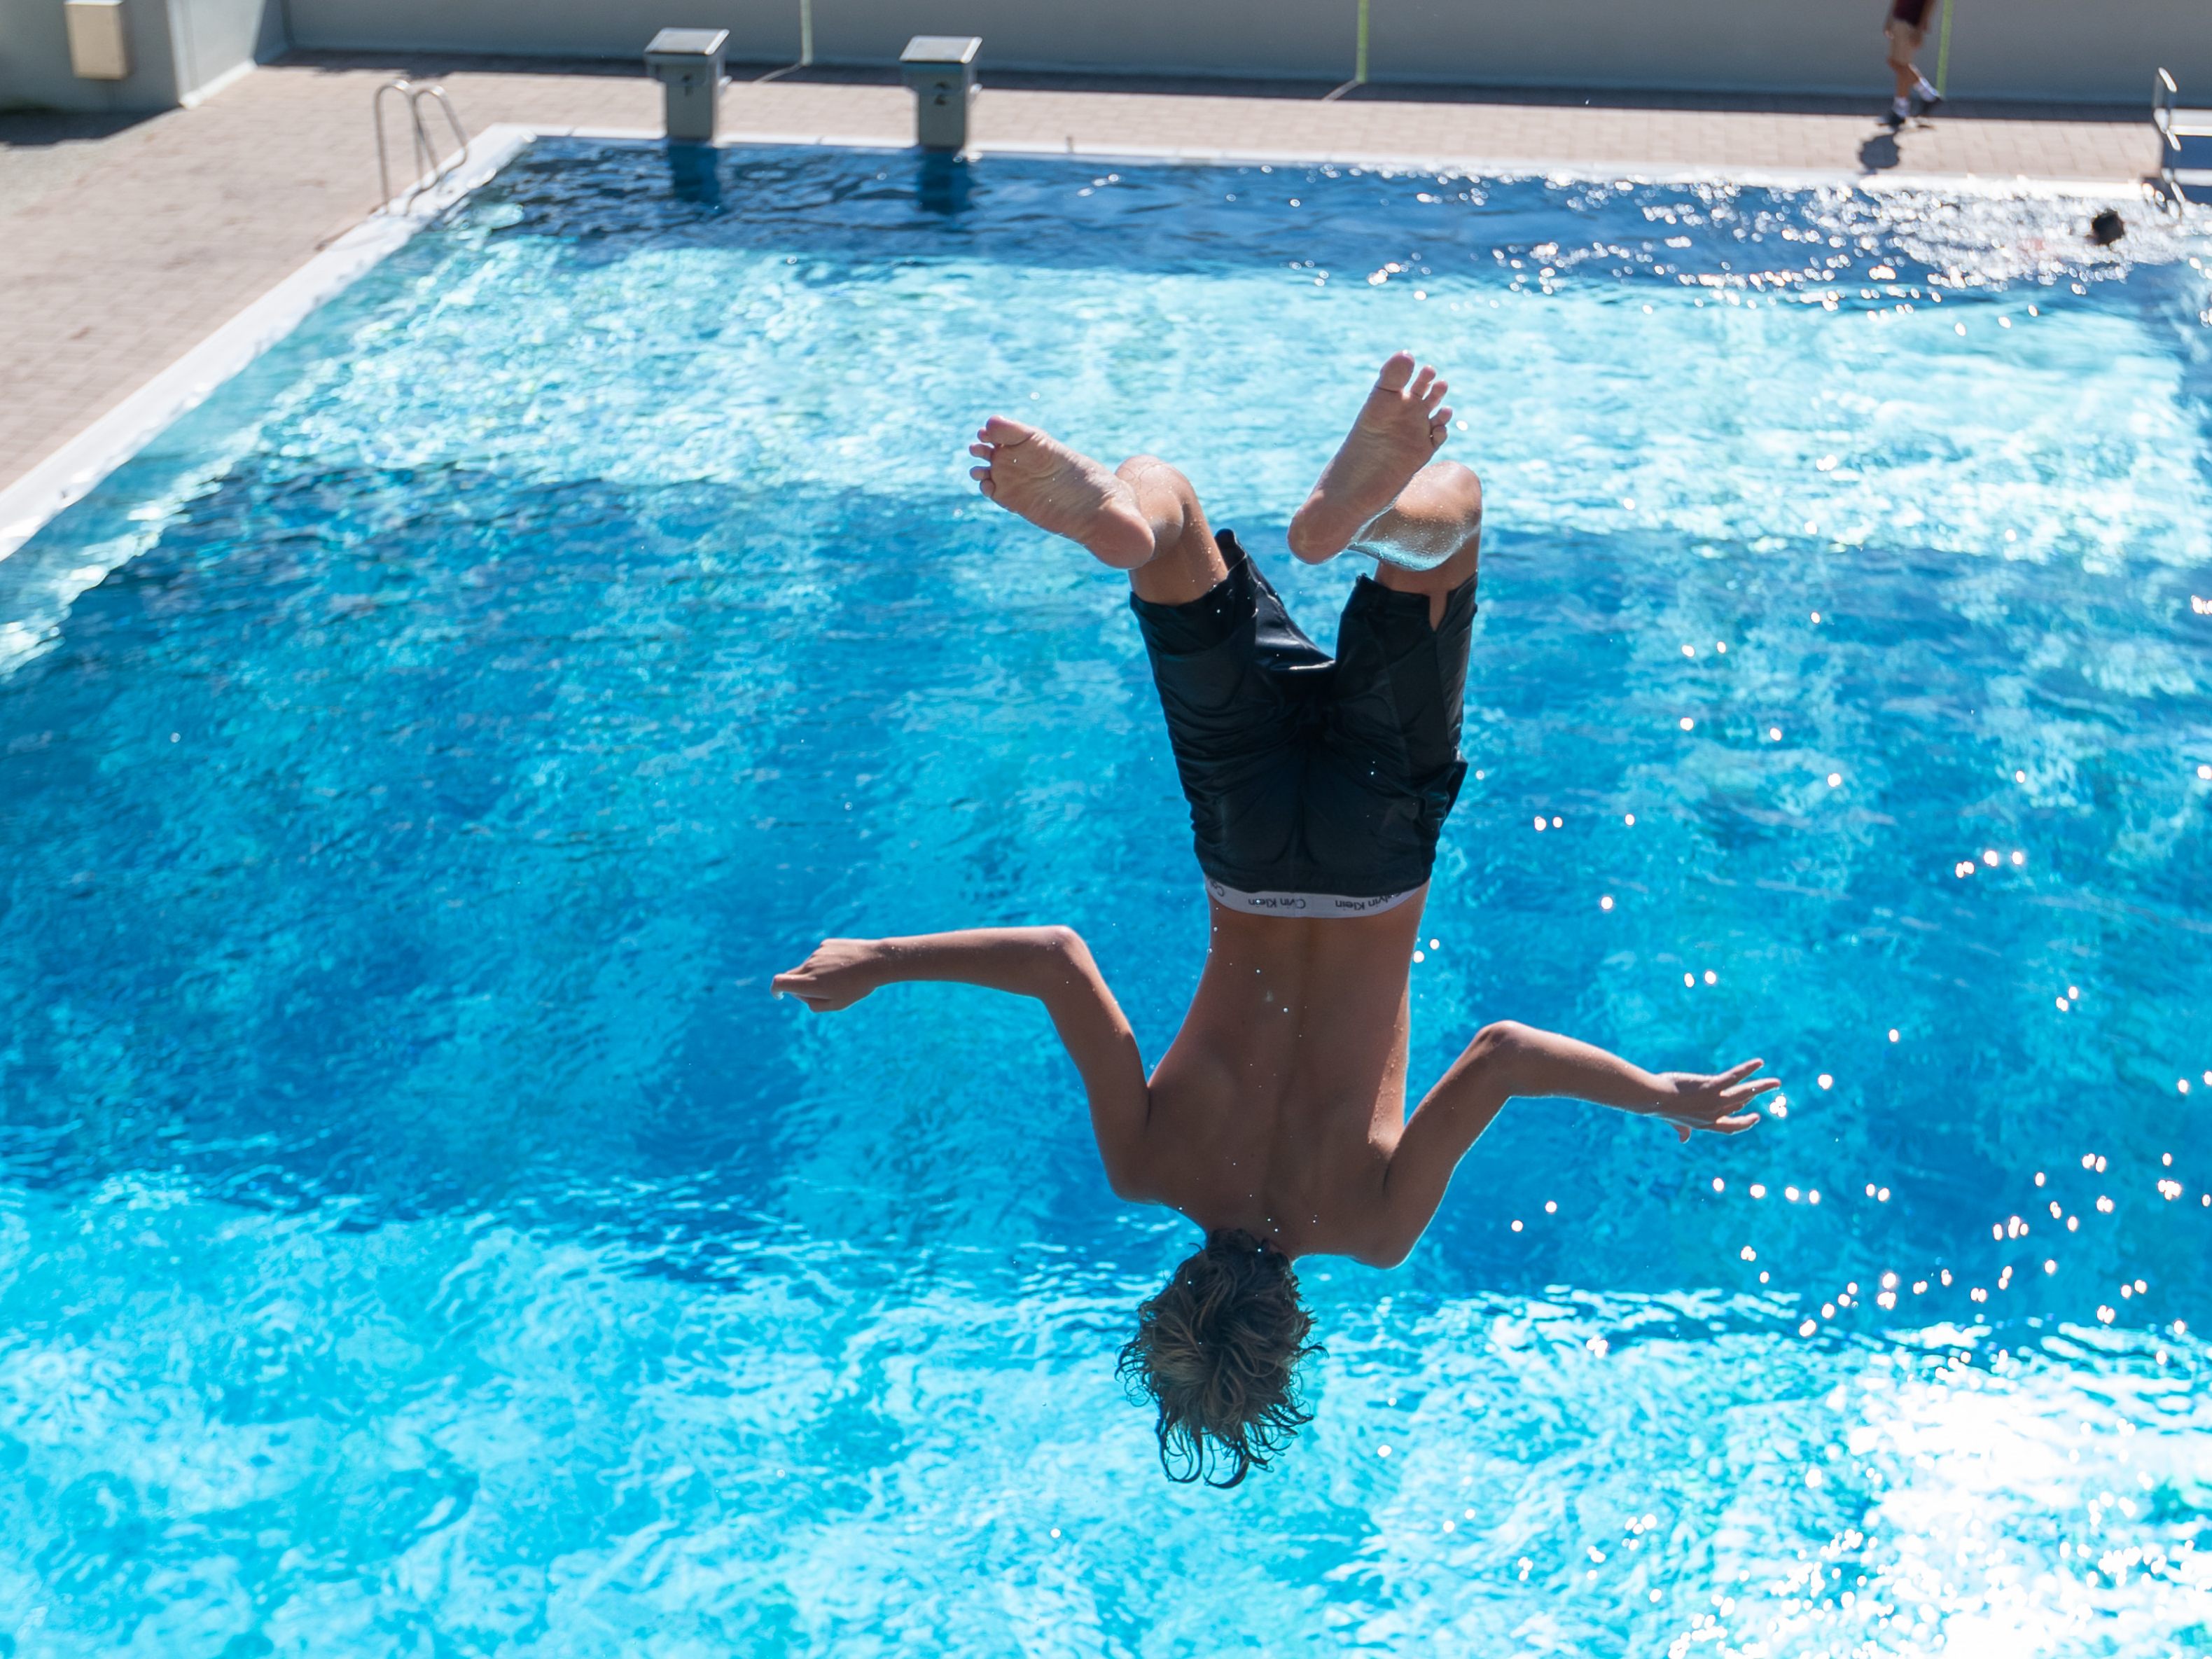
[374, 78, 471, 211]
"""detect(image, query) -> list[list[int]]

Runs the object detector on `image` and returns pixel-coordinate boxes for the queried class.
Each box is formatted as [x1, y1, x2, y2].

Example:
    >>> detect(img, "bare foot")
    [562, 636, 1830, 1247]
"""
[1286, 352, 1452, 563]
[969, 417, 1155, 569]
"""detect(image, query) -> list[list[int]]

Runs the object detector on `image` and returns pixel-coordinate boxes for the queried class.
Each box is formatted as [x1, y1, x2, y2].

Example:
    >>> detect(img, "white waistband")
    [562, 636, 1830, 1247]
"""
[1205, 877, 1419, 918]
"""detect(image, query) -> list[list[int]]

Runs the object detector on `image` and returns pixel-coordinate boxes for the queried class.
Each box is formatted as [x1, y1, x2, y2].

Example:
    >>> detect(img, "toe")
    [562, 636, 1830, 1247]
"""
[969, 464, 992, 479]
[1421, 377, 1448, 411]
[980, 415, 1036, 444]
[1406, 366, 1435, 401]
[1375, 351, 1417, 391]
[968, 443, 994, 459]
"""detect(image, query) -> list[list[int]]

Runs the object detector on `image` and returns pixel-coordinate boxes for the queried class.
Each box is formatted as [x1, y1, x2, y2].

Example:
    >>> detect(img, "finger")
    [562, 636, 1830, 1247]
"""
[1714, 1058, 1765, 1085]
[1713, 1113, 1762, 1134]
[770, 970, 807, 993]
[1725, 1078, 1783, 1102]
[1676, 1124, 1690, 1144]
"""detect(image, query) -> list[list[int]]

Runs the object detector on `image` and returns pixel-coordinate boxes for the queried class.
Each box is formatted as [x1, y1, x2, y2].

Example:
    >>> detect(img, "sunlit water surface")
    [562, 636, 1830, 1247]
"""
[4, 143, 2211, 1655]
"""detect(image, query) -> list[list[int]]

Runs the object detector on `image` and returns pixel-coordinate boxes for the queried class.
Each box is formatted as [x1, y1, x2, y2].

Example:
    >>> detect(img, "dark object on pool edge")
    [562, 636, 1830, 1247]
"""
[644, 28, 727, 144]
[2089, 209, 2126, 246]
[1118, 1230, 1321, 1487]
[901, 34, 981, 153]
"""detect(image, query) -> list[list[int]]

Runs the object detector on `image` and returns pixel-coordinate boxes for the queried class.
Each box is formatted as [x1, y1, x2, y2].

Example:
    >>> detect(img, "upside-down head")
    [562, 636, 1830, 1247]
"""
[1116, 1229, 1321, 1487]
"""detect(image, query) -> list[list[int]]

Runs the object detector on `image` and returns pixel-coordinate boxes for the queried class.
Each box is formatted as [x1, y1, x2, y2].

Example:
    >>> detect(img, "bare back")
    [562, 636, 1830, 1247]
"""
[1128, 896, 1431, 1259]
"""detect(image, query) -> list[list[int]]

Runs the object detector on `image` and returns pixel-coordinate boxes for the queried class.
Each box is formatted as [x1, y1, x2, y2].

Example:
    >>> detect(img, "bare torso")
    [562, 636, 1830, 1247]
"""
[1131, 896, 1430, 1257]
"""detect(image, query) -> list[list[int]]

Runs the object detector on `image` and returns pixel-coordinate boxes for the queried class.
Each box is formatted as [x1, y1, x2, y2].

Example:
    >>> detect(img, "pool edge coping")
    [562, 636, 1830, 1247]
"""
[544, 123, 2155, 199]
[0, 120, 2169, 569]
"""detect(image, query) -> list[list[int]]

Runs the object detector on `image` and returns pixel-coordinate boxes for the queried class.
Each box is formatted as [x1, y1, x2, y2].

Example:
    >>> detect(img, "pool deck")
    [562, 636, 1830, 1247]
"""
[0, 54, 2164, 500]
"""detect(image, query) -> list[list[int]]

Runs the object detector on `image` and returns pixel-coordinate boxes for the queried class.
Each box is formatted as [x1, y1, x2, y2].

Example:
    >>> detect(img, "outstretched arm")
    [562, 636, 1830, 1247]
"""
[1361, 1020, 1776, 1266]
[771, 927, 1152, 1194]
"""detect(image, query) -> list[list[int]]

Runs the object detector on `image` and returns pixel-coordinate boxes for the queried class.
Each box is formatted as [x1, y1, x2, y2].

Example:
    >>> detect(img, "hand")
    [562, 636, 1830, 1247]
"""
[1650, 1059, 1777, 1144]
[771, 938, 886, 1013]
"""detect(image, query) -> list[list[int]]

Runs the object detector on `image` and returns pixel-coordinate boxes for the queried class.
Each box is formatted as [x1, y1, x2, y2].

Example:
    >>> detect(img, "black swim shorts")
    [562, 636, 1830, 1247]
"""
[1131, 529, 1475, 909]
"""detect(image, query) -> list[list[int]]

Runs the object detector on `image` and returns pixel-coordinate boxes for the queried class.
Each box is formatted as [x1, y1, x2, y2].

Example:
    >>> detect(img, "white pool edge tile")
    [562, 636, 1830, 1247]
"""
[0, 124, 538, 565]
[492, 123, 2156, 197]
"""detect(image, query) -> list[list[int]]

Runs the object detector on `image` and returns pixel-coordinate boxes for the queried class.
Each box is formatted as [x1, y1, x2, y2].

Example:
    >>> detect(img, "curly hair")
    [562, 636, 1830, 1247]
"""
[1116, 1230, 1321, 1487]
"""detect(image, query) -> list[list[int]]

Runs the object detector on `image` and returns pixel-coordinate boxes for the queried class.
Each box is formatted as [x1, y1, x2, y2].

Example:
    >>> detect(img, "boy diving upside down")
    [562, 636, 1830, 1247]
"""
[775, 354, 1776, 1484]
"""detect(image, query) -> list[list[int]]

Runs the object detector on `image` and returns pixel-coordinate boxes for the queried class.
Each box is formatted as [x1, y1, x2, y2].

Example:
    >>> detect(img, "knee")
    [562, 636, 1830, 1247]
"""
[1423, 459, 1484, 524]
[1116, 454, 1191, 496]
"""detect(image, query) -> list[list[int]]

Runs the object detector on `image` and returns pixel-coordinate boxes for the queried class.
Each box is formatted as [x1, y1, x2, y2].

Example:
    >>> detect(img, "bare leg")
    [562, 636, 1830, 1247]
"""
[969, 419, 1226, 605]
[1887, 28, 1920, 100]
[1285, 352, 1453, 564]
[1364, 461, 1484, 629]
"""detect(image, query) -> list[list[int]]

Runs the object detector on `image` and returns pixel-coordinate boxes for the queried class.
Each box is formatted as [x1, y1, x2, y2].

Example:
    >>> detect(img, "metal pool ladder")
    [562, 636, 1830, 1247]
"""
[375, 78, 471, 211]
[2154, 68, 2212, 209]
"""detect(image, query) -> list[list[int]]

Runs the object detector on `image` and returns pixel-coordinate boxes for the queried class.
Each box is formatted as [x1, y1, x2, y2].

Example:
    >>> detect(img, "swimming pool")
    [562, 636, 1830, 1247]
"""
[3, 138, 2209, 1653]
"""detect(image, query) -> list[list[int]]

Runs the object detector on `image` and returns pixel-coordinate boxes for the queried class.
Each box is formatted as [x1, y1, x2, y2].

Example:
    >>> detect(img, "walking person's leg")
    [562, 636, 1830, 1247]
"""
[1886, 22, 1921, 106]
[1883, 10, 1943, 123]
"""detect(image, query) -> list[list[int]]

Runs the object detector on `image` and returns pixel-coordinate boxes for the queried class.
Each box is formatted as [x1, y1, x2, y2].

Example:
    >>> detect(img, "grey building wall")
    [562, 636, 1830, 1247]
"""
[278, 0, 2211, 105]
[1, 0, 283, 111]
[6, 0, 2208, 112]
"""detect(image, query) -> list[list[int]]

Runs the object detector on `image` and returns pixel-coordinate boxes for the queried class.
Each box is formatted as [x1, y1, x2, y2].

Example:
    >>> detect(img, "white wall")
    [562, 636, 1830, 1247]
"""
[0, 0, 280, 111]
[277, 0, 2212, 105]
[167, 0, 287, 99]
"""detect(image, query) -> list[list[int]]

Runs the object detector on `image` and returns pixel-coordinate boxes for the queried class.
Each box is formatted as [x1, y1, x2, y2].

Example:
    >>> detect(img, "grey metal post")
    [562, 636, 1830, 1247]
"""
[899, 36, 981, 153]
[644, 28, 728, 144]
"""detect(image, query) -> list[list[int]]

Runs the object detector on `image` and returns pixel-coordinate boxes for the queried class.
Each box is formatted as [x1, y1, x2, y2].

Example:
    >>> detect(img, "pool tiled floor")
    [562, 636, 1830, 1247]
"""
[0, 55, 2160, 495]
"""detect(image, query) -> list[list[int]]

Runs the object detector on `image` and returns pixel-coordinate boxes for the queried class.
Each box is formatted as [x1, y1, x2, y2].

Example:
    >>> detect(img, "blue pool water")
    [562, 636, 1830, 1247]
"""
[4, 141, 2211, 1653]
